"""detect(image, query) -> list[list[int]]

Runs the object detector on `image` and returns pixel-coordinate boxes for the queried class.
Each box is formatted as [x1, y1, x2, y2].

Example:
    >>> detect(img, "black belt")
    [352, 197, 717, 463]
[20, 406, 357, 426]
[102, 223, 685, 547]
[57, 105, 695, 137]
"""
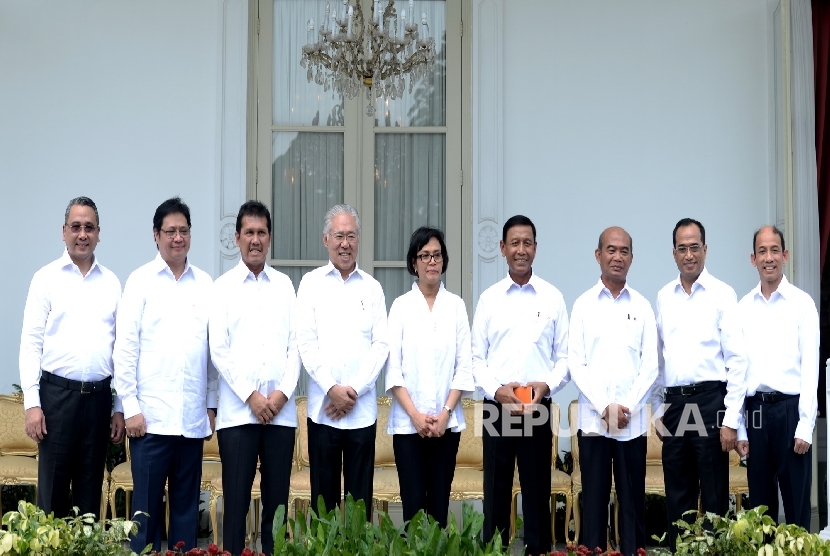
[41, 372, 111, 394]
[664, 380, 724, 397]
[750, 391, 798, 403]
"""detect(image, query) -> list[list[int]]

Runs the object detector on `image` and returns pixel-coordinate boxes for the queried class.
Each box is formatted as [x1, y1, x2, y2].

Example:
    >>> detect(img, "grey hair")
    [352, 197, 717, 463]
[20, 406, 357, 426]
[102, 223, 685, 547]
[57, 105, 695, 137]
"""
[323, 204, 361, 236]
[65, 196, 99, 225]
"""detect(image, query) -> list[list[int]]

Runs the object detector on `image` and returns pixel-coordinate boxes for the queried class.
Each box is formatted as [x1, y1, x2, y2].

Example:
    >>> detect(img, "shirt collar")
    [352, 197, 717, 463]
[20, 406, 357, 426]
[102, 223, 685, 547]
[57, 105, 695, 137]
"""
[672, 267, 712, 295]
[233, 259, 273, 283]
[59, 248, 100, 276]
[152, 252, 192, 279]
[752, 274, 793, 301]
[411, 281, 445, 293]
[594, 278, 630, 301]
[324, 260, 361, 282]
[503, 271, 539, 292]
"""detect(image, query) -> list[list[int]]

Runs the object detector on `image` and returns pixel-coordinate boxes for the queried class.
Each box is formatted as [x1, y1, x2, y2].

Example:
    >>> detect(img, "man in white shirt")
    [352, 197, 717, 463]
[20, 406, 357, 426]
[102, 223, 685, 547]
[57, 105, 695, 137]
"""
[113, 197, 218, 553]
[569, 226, 657, 556]
[471, 215, 569, 555]
[736, 226, 818, 529]
[19, 196, 125, 518]
[296, 204, 388, 513]
[209, 201, 300, 556]
[655, 218, 746, 551]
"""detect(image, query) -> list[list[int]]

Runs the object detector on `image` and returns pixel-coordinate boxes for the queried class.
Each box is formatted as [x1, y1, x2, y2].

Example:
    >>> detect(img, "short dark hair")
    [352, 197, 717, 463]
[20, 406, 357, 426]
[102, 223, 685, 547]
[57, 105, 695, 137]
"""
[153, 197, 192, 232]
[236, 200, 271, 234]
[753, 225, 786, 252]
[597, 227, 633, 251]
[672, 218, 706, 247]
[406, 227, 449, 276]
[65, 196, 99, 225]
[502, 215, 536, 242]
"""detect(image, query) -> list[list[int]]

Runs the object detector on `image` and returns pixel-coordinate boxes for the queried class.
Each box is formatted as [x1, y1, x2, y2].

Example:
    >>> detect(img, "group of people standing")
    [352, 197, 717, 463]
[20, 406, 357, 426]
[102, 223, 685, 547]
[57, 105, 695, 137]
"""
[18, 195, 819, 556]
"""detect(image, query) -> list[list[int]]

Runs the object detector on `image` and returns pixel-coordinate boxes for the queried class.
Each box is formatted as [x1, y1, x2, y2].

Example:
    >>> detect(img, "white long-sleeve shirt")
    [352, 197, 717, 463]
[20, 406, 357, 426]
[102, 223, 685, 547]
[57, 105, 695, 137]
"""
[19, 250, 122, 411]
[209, 261, 301, 430]
[471, 272, 569, 401]
[296, 262, 388, 429]
[385, 282, 475, 434]
[655, 269, 747, 429]
[569, 280, 658, 440]
[736, 276, 819, 443]
[113, 254, 217, 438]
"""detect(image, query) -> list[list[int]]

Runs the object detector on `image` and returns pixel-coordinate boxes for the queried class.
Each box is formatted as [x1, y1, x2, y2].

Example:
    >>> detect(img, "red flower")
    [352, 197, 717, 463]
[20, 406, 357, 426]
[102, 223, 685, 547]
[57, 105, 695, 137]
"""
[165, 552, 174, 556]
[637, 549, 647, 556]
[207, 544, 219, 555]
[240, 549, 254, 556]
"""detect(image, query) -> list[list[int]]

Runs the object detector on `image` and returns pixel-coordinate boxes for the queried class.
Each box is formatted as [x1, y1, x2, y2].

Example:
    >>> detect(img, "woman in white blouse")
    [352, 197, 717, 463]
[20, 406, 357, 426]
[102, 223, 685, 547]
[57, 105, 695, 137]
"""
[385, 227, 474, 527]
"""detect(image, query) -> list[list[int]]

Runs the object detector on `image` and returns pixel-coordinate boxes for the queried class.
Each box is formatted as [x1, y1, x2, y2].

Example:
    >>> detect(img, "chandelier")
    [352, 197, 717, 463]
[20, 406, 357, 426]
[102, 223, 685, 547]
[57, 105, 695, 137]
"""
[301, 0, 436, 116]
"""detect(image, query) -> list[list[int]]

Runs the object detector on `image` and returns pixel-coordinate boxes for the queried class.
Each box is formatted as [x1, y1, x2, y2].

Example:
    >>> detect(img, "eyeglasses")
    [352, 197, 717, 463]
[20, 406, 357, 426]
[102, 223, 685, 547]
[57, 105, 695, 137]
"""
[160, 227, 191, 239]
[331, 232, 358, 244]
[67, 224, 97, 234]
[676, 244, 702, 255]
[416, 253, 443, 263]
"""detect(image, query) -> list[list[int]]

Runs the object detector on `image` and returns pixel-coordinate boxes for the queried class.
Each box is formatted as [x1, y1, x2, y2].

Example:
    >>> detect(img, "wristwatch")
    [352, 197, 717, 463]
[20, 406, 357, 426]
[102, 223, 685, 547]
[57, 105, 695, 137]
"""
[443, 405, 453, 416]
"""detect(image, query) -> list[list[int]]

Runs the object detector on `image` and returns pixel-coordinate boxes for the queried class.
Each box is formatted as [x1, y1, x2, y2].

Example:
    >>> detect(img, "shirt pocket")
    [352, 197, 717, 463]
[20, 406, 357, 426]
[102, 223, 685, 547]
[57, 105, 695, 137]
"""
[625, 316, 644, 352]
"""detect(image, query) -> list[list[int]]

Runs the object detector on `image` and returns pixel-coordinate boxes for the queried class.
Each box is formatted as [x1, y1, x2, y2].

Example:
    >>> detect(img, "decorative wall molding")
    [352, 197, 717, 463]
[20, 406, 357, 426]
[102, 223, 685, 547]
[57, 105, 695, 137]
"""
[217, 0, 248, 276]
[472, 0, 505, 303]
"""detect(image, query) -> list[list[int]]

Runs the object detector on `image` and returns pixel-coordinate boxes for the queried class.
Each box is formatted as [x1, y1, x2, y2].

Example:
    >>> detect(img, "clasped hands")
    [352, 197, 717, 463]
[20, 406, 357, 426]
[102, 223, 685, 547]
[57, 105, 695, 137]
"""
[410, 409, 451, 438]
[494, 381, 550, 415]
[248, 390, 288, 424]
[325, 384, 357, 421]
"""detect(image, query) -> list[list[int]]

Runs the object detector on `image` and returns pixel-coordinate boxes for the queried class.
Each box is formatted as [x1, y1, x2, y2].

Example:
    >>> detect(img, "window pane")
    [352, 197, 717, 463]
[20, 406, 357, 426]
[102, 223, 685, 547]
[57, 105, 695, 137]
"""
[272, 132, 344, 259]
[374, 133, 446, 261]
[273, 266, 318, 292]
[374, 268, 416, 312]
[374, 0, 446, 127]
[274, 0, 344, 126]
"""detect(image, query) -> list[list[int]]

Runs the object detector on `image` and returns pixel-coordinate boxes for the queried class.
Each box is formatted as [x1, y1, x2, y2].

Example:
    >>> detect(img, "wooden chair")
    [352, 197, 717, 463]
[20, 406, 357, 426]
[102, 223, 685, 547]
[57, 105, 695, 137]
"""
[369, 397, 399, 519]
[209, 471, 262, 548]
[108, 437, 135, 519]
[508, 401, 571, 545]
[201, 432, 222, 498]
[0, 394, 39, 513]
[448, 399, 485, 503]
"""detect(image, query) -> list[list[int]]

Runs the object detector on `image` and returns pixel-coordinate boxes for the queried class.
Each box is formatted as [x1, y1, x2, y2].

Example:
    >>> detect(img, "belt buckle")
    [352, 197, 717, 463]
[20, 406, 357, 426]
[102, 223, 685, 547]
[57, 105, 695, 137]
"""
[80, 382, 90, 394]
[680, 385, 695, 396]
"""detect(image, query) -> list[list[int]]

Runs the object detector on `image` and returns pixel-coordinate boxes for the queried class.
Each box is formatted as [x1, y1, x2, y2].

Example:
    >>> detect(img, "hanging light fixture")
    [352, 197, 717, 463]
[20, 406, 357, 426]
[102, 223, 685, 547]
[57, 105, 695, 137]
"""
[301, 0, 436, 116]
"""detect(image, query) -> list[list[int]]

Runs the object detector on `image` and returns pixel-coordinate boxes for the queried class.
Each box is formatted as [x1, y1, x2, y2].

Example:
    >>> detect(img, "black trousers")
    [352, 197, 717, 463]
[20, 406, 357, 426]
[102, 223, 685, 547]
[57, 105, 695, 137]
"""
[37, 374, 111, 518]
[307, 419, 376, 514]
[662, 384, 729, 551]
[745, 394, 811, 529]
[482, 399, 552, 555]
[578, 431, 646, 556]
[218, 424, 295, 556]
[393, 431, 461, 527]
[129, 433, 203, 553]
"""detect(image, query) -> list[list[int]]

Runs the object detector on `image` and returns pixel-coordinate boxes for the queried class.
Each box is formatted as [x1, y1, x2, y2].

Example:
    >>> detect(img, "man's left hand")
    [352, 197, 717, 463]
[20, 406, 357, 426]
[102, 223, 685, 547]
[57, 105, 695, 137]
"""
[527, 381, 550, 409]
[205, 408, 217, 440]
[268, 390, 288, 416]
[110, 412, 126, 444]
[720, 426, 737, 452]
[794, 438, 811, 455]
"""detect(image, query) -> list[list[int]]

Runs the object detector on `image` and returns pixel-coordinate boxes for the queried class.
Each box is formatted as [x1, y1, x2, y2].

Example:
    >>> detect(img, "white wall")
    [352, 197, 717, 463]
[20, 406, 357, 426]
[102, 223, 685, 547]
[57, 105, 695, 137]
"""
[0, 1, 224, 392]
[474, 0, 772, 452]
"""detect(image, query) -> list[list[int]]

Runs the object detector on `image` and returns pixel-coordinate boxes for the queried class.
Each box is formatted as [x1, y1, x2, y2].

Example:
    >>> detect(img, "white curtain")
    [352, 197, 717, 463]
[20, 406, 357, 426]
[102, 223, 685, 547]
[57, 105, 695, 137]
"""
[373, 1, 447, 309]
[273, 0, 344, 126]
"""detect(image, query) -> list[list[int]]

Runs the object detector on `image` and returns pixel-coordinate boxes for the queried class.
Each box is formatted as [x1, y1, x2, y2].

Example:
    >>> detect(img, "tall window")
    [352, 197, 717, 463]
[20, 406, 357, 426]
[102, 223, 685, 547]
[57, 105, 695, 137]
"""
[253, 0, 462, 391]
[255, 0, 460, 303]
